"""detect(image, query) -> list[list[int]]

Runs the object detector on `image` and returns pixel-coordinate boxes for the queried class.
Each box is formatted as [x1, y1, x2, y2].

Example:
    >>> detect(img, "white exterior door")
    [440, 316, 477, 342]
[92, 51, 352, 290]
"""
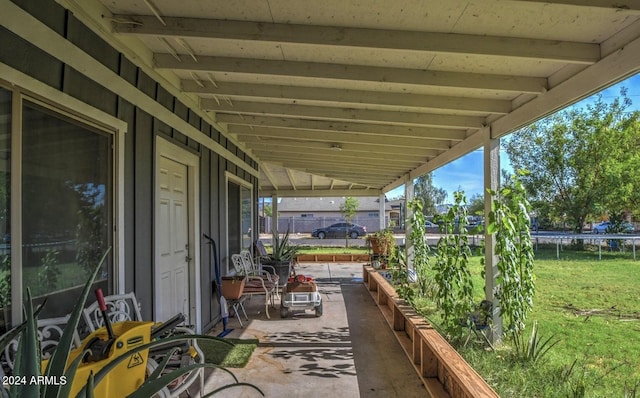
[155, 155, 190, 322]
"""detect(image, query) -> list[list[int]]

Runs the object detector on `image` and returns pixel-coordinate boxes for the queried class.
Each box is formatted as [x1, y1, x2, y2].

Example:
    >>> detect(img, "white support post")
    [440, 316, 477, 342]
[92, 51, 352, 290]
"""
[379, 193, 386, 231]
[484, 136, 503, 341]
[271, 193, 278, 234]
[404, 178, 415, 269]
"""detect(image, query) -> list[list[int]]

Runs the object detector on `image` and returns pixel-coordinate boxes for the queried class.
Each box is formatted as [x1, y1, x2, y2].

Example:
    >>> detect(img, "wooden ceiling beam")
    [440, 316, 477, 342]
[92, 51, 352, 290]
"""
[233, 126, 453, 150]
[510, 0, 640, 12]
[262, 188, 382, 198]
[236, 130, 453, 151]
[243, 139, 441, 158]
[253, 153, 414, 171]
[185, 81, 511, 114]
[259, 163, 279, 190]
[156, 54, 548, 94]
[202, 101, 486, 129]
[266, 162, 408, 178]
[219, 114, 469, 141]
[114, 15, 599, 64]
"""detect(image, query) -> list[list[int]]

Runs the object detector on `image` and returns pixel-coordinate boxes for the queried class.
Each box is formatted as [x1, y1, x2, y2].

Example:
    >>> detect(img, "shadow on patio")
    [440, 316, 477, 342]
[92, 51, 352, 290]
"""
[198, 262, 425, 398]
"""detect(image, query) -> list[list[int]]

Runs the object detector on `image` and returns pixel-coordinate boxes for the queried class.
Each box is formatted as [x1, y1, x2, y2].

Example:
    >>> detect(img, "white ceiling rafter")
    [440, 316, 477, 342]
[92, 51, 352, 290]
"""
[113, 15, 600, 64]
[510, 0, 640, 11]
[231, 126, 454, 150]
[285, 168, 297, 191]
[260, 163, 279, 190]
[242, 139, 441, 158]
[201, 100, 486, 129]
[76, 0, 640, 195]
[255, 156, 414, 173]
[219, 114, 469, 141]
[249, 150, 425, 166]
[155, 54, 548, 94]
[182, 81, 512, 114]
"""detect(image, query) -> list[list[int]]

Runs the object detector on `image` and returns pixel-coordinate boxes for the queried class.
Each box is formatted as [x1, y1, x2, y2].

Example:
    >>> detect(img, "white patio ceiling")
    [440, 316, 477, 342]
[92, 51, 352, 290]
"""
[76, 0, 640, 197]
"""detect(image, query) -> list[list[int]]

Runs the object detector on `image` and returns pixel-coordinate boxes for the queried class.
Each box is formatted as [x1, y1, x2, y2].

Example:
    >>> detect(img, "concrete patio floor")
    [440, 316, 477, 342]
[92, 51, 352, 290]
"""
[200, 262, 426, 397]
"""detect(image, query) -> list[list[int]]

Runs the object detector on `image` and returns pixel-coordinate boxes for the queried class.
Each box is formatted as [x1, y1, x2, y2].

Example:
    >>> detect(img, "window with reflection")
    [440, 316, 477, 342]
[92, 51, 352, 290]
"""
[0, 88, 11, 333]
[21, 101, 112, 318]
[228, 179, 253, 271]
[241, 185, 252, 250]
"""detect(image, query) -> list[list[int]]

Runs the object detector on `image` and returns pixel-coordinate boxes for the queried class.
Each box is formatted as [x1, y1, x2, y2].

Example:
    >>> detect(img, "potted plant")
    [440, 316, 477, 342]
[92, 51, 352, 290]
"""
[221, 275, 246, 300]
[366, 228, 395, 256]
[262, 228, 300, 282]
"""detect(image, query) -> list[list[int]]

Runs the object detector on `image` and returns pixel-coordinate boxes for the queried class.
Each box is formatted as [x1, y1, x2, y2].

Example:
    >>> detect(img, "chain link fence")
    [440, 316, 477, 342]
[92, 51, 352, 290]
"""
[261, 216, 388, 234]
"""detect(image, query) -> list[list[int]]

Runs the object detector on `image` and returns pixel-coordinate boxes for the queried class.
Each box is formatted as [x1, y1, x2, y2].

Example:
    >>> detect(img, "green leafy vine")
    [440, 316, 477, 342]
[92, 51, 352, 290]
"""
[394, 199, 433, 303]
[485, 170, 536, 334]
[432, 191, 475, 337]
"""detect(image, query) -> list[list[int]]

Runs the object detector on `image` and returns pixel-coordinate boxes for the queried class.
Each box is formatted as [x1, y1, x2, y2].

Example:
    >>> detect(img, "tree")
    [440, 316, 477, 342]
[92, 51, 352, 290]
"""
[467, 193, 485, 216]
[414, 173, 447, 216]
[263, 203, 273, 217]
[339, 197, 359, 247]
[504, 89, 640, 236]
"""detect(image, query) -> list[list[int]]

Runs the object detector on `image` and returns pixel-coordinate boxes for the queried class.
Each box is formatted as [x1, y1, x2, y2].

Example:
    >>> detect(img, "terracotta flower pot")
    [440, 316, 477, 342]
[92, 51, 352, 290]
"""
[221, 276, 246, 299]
[369, 237, 388, 255]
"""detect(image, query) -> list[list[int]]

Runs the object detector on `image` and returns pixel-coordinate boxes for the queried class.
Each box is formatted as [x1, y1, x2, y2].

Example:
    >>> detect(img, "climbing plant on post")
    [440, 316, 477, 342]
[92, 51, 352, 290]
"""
[485, 170, 536, 335]
[398, 199, 432, 303]
[432, 191, 475, 339]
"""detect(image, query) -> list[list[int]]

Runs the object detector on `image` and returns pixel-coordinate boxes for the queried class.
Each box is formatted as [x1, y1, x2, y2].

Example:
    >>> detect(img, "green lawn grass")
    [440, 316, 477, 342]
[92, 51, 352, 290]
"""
[415, 247, 640, 397]
[261, 244, 370, 255]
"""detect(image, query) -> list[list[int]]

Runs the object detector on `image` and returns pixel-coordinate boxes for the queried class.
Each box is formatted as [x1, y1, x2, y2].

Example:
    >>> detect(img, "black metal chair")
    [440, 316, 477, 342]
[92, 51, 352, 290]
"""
[462, 300, 494, 350]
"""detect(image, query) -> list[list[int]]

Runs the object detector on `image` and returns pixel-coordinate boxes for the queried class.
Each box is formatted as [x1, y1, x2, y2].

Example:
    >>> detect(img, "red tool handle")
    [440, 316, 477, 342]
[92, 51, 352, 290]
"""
[95, 288, 115, 339]
[96, 288, 107, 312]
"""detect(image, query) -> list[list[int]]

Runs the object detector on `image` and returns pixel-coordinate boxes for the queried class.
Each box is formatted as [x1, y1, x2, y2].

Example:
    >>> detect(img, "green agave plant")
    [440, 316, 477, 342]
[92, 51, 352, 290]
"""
[267, 228, 299, 263]
[0, 249, 263, 398]
[511, 320, 560, 364]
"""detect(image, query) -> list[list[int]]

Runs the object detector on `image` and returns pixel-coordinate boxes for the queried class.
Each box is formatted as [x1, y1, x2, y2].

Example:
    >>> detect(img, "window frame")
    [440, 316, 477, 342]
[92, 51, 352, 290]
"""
[0, 74, 126, 326]
[225, 172, 254, 273]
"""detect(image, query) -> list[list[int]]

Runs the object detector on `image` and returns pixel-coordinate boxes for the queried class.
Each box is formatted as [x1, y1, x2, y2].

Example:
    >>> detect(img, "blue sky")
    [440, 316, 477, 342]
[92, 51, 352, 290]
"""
[389, 72, 640, 202]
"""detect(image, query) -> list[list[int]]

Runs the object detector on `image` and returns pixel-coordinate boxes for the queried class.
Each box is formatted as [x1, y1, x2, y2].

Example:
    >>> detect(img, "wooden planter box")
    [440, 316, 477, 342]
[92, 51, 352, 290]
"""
[362, 266, 498, 398]
[296, 254, 369, 262]
[221, 277, 246, 300]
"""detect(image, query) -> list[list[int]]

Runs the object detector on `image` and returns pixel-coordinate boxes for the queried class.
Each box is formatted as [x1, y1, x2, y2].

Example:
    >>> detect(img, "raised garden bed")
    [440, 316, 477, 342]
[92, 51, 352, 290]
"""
[296, 254, 369, 262]
[362, 265, 498, 398]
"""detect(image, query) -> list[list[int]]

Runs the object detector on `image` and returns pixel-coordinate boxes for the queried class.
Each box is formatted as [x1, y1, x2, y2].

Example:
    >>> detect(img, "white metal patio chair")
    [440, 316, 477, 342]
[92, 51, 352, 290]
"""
[1, 314, 83, 373]
[231, 254, 276, 318]
[82, 292, 143, 332]
[240, 249, 280, 287]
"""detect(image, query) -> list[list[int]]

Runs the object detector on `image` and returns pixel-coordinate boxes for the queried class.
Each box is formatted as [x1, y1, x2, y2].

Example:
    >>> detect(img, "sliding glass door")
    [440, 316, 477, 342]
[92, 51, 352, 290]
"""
[0, 84, 116, 331]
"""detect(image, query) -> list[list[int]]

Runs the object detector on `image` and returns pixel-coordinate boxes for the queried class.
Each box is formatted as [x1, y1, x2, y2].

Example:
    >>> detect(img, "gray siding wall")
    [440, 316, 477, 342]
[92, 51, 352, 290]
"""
[2, 0, 259, 331]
